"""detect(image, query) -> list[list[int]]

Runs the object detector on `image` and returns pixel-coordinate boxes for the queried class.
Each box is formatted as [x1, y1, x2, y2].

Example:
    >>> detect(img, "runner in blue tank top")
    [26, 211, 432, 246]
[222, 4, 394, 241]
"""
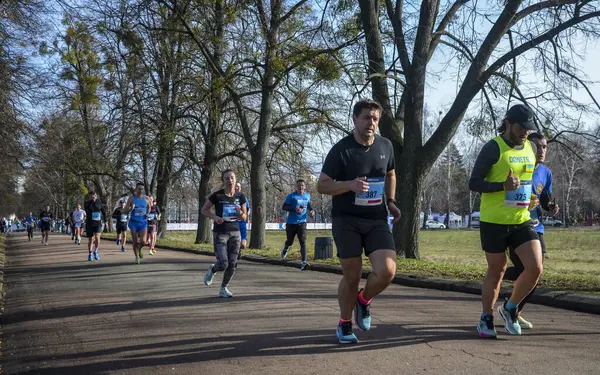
[126, 182, 152, 264]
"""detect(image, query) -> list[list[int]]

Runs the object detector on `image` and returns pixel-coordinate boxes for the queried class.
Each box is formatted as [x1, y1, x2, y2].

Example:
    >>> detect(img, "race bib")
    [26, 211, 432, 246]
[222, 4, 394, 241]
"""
[120, 214, 128, 223]
[504, 180, 532, 207]
[296, 199, 308, 209]
[133, 207, 146, 217]
[354, 177, 384, 206]
[92, 212, 101, 221]
[222, 204, 239, 222]
[147, 213, 156, 220]
[42, 217, 50, 222]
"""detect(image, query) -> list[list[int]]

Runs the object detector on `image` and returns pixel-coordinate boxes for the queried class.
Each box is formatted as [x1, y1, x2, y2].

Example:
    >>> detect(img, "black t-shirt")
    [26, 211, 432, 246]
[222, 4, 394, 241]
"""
[209, 189, 247, 232]
[112, 208, 129, 224]
[148, 205, 160, 224]
[321, 134, 395, 219]
[84, 199, 107, 225]
[39, 211, 53, 225]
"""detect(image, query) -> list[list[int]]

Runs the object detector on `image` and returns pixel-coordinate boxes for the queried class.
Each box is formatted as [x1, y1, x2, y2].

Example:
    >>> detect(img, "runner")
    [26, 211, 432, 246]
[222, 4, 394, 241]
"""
[65, 214, 72, 237]
[316, 99, 401, 344]
[24, 212, 36, 241]
[201, 169, 248, 298]
[235, 182, 250, 267]
[504, 132, 559, 329]
[84, 191, 108, 261]
[469, 104, 544, 337]
[112, 199, 129, 252]
[280, 179, 315, 270]
[72, 204, 86, 245]
[38, 205, 53, 246]
[126, 182, 152, 264]
[146, 197, 161, 255]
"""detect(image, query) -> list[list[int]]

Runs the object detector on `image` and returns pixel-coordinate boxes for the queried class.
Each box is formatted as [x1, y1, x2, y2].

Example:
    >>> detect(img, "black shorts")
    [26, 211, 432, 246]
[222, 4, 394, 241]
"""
[116, 223, 128, 234]
[40, 223, 51, 232]
[285, 222, 307, 246]
[86, 223, 103, 236]
[332, 216, 395, 259]
[479, 221, 539, 254]
[148, 223, 156, 233]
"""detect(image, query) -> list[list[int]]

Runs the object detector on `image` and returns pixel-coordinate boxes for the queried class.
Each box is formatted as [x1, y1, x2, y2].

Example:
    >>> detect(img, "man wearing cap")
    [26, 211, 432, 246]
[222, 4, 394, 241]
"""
[469, 104, 543, 338]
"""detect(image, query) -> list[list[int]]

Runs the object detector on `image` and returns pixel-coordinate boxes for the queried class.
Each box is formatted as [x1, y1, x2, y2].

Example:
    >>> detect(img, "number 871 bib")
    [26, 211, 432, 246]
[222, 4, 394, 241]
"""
[354, 177, 384, 206]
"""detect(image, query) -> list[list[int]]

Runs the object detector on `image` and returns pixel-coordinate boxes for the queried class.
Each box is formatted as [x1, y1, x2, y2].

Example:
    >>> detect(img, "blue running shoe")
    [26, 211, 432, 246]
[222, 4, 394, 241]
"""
[121, 246, 125, 252]
[336, 321, 358, 344]
[116, 238, 120, 246]
[88, 253, 93, 262]
[354, 289, 371, 331]
[204, 264, 215, 286]
[498, 302, 522, 335]
[93, 251, 100, 261]
[477, 315, 497, 338]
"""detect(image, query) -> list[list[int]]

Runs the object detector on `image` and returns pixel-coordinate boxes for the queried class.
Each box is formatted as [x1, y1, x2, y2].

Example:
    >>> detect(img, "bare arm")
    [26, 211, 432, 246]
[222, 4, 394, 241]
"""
[240, 203, 247, 221]
[126, 196, 134, 213]
[385, 169, 396, 202]
[316, 173, 351, 196]
[201, 199, 217, 220]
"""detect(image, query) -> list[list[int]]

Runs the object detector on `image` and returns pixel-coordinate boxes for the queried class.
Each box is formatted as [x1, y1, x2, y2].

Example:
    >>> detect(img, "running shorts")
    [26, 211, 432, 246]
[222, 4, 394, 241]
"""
[332, 216, 395, 259]
[479, 221, 539, 254]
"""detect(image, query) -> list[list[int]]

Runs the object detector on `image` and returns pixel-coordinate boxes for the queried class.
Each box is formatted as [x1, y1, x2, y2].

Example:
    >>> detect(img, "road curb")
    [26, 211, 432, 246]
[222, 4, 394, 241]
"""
[101, 237, 600, 315]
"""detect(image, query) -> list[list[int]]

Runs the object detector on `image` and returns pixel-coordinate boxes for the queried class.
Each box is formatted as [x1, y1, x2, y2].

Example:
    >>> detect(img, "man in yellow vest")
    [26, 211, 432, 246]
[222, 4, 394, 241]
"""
[469, 104, 543, 337]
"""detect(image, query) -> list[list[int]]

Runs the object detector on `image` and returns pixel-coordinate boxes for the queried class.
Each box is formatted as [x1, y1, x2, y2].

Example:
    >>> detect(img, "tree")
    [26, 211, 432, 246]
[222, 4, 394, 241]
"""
[357, 0, 600, 258]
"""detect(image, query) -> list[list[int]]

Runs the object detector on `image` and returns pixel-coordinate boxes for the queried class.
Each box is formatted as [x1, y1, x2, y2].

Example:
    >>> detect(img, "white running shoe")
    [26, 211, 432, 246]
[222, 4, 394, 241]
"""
[204, 264, 215, 286]
[218, 287, 233, 298]
[517, 314, 533, 329]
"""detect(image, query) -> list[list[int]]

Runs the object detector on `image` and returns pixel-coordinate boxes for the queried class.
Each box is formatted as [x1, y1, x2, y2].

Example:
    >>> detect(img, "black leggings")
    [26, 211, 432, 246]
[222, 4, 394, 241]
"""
[284, 222, 307, 262]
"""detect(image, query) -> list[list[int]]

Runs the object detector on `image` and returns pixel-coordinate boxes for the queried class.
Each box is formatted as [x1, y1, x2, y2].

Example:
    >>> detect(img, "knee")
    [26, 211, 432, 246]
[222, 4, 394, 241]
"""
[342, 273, 361, 287]
[486, 263, 507, 282]
[526, 262, 543, 279]
[214, 261, 228, 272]
[376, 264, 396, 284]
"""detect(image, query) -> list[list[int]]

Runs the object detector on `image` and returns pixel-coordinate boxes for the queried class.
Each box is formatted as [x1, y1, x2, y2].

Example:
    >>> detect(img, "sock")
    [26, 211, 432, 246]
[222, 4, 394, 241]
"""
[358, 290, 371, 305]
[481, 313, 493, 320]
[339, 318, 352, 325]
[505, 300, 518, 311]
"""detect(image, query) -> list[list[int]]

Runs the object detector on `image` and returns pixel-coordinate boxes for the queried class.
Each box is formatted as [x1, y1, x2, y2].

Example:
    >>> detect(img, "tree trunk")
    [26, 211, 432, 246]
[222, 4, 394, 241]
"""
[156, 131, 174, 238]
[394, 164, 424, 259]
[249, 146, 267, 249]
[195, 163, 214, 244]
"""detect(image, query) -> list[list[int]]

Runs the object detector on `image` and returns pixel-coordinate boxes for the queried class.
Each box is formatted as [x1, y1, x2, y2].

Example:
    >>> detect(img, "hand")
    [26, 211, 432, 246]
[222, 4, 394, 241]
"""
[504, 168, 520, 191]
[528, 195, 540, 211]
[309, 210, 315, 217]
[296, 206, 304, 214]
[214, 216, 224, 224]
[549, 203, 560, 216]
[348, 177, 369, 194]
[388, 202, 401, 224]
[234, 206, 241, 214]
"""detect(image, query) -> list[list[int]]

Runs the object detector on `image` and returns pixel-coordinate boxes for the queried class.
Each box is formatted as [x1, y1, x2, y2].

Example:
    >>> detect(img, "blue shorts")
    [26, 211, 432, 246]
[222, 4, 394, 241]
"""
[238, 222, 247, 240]
[128, 220, 148, 233]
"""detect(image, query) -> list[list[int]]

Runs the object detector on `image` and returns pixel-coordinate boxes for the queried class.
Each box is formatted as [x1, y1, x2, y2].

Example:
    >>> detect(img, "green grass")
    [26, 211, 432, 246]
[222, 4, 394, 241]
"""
[103, 227, 600, 293]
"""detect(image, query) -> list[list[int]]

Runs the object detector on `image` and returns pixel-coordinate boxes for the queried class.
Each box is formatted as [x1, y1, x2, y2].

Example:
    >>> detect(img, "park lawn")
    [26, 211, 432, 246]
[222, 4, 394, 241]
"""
[103, 227, 600, 292]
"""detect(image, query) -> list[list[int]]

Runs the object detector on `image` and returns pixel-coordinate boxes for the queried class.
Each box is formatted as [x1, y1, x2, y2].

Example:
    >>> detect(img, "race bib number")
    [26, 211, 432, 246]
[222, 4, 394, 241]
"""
[504, 180, 532, 207]
[42, 217, 50, 222]
[222, 204, 239, 222]
[147, 213, 156, 220]
[354, 177, 384, 206]
[120, 214, 128, 223]
[92, 212, 101, 221]
[133, 207, 146, 217]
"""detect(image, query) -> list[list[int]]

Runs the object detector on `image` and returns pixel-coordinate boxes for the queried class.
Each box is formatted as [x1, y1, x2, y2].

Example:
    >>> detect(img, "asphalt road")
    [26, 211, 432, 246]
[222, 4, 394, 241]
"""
[2, 233, 600, 375]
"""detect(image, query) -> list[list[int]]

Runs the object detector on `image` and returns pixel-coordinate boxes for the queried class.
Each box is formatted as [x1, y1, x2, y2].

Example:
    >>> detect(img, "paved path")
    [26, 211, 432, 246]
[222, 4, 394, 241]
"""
[2, 233, 600, 375]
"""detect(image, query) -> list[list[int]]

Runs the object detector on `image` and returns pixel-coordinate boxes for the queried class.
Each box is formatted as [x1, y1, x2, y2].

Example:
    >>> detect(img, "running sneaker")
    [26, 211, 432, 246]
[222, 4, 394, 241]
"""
[136, 256, 140, 264]
[120, 246, 125, 252]
[300, 261, 308, 271]
[477, 315, 497, 338]
[354, 289, 371, 331]
[138, 247, 144, 259]
[280, 247, 289, 259]
[218, 287, 233, 298]
[93, 250, 100, 261]
[498, 302, 522, 335]
[88, 253, 93, 262]
[517, 314, 533, 329]
[336, 321, 358, 344]
[116, 238, 120, 246]
[204, 264, 215, 286]
[44, 242, 48, 246]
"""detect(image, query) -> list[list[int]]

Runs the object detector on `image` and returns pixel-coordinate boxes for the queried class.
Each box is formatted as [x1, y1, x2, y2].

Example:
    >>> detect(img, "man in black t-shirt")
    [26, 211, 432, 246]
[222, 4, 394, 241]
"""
[39, 205, 53, 246]
[84, 191, 108, 262]
[317, 99, 401, 344]
[112, 199, 129, 252]
[146, 197, 161, 255]
[200, 169, 248, 298]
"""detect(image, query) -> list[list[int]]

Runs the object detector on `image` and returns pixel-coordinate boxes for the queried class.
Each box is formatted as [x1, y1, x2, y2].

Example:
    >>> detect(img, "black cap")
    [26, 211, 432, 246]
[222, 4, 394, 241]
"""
[506, 104, 536, 130]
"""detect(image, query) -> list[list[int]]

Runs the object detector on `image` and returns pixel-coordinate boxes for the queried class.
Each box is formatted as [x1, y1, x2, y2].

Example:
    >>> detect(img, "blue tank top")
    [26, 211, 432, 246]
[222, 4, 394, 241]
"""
[131, 195, 148, 222]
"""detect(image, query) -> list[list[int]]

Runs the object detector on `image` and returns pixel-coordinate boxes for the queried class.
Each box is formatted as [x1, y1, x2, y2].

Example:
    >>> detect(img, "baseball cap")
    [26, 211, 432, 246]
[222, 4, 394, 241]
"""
[506, 104, 536, 130]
